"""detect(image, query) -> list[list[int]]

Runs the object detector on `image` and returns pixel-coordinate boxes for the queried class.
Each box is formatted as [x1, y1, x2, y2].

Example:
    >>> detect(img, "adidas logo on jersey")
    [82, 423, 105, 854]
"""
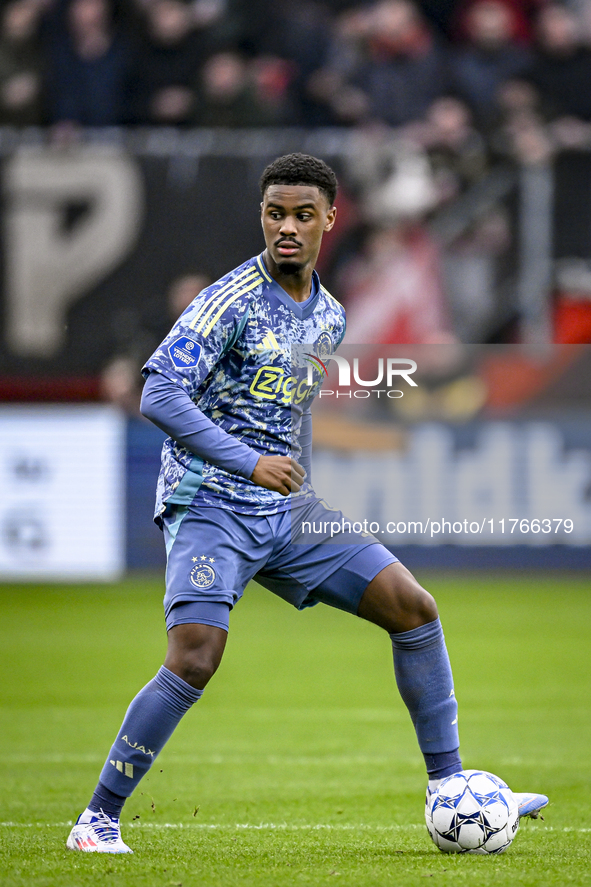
[255, 328, 288, 356]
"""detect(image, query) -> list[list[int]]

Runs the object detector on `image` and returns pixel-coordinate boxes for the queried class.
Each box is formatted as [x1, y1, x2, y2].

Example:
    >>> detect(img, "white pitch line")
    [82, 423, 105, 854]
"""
[0, 754, 406, 766]
[1, 753, 562, 767]
[127, 823, 425, 831]
[542, 827, 591, 833]
[1, 822, 589, 834]
[0, 822, 421, 832]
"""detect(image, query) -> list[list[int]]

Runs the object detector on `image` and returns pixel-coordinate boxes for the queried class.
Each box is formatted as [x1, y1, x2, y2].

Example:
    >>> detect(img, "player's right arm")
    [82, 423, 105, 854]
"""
[142, 270, 305, 495]
[250, 455, 305, 496]
[141, 370, 304, 496]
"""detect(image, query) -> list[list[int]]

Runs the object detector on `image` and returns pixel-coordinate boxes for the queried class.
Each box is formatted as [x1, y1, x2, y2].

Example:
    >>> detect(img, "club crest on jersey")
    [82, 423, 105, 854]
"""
[190, 556, 216, 589]
[168, 336, 202, 369]
[315, 331, 334, 360]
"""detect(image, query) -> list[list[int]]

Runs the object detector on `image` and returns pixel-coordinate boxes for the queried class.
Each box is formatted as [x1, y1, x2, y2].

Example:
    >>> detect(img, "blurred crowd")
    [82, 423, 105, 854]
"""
[3, 0, 591, 141]
[3, 0, 591, 375]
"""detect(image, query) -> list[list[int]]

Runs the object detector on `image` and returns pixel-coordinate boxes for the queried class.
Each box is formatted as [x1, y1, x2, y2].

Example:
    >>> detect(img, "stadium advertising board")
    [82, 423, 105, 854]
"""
[0, 406, 125, 580]
[292, 345, 591, 565]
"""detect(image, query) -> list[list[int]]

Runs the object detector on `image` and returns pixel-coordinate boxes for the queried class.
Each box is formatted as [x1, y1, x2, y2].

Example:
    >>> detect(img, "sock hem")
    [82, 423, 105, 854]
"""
[390, 618, 443, 650]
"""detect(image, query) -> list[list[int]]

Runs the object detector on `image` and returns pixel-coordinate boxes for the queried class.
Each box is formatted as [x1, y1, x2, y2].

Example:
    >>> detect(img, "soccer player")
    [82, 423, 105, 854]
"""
[67, 153, 547, 853]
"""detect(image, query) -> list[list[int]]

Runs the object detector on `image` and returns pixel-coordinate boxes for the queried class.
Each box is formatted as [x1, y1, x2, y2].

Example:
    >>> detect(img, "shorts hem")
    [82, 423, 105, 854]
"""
[318, 543, 398, 593]
[304, 541, 380, 592]
[164, 592, 236, 619]
[349, 550, 399, 614]
[364, 551, 399, 584]
[304, 545, 399, 616]
[166, 615, 229, 632]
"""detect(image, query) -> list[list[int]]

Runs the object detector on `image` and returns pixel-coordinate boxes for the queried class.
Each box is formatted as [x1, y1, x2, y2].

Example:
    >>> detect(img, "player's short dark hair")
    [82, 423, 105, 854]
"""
[259, 153, 338, 207]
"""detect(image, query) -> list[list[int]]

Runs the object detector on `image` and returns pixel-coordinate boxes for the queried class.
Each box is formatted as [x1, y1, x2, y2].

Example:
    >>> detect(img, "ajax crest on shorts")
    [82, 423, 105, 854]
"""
[189, 556, 216, 589]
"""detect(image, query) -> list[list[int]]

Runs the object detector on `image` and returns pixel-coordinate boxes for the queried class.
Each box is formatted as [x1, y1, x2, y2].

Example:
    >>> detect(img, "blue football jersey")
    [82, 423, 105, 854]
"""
[143, 253, 346, 519]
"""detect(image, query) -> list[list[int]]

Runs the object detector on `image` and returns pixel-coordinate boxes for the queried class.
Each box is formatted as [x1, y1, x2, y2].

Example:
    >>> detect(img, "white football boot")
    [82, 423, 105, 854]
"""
[426, 779, 549, 820]
[66, 808, 133, 853]
[513, 792, 549, 819]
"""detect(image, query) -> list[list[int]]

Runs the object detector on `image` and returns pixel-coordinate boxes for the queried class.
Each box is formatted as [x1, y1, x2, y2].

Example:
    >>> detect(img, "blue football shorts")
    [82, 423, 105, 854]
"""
[163, 496, 398, 633]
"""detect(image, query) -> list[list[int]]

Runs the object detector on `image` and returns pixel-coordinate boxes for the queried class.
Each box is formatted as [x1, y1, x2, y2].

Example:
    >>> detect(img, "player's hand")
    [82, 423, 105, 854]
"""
[250, 455, 306, 496]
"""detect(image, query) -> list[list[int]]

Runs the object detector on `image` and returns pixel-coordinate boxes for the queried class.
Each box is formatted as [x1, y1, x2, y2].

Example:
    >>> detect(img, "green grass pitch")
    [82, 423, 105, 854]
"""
[1, 571, 590, 886]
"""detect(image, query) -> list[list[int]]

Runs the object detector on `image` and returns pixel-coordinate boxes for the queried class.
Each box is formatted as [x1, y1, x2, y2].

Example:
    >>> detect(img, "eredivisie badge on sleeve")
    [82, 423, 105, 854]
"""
[168, 336, 202, 369]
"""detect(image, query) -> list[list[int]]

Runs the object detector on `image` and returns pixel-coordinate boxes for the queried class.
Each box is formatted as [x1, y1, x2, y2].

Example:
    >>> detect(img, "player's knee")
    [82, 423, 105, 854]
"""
[387, 561, 435, 618]
[392, 575, 438, 629]
[413, 585, 438, 625]
[358, 564, 438, 633]
[183, 655, 219, 689]
[170, 649, 220, 689]
[165, 624, 226, 690]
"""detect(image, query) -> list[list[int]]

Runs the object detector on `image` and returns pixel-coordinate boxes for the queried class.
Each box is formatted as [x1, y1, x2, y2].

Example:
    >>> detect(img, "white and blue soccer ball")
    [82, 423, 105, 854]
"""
[425, 770, 520, 854]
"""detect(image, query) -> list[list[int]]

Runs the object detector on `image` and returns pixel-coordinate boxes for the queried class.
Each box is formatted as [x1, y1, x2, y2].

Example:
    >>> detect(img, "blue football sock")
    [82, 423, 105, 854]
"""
[390, 618, 462, 779]
[92, 666, 202, 805]
[88, 783, 126, 819]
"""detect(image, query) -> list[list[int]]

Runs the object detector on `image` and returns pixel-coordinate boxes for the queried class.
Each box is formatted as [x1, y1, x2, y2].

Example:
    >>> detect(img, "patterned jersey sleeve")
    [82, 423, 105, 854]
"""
[319, 284, 346, 350]
[142, 273, 251, 398]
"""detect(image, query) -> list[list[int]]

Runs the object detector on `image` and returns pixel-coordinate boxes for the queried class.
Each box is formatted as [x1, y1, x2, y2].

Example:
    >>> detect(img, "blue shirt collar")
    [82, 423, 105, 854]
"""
[256, 253, 320, 320]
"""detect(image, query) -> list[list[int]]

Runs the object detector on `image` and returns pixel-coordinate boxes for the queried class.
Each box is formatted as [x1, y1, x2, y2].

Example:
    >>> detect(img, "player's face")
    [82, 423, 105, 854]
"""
[261, 185, 337, 277]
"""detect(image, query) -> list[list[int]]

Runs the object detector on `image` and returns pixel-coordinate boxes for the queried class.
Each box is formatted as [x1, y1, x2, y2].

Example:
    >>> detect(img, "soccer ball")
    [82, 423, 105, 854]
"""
[425, 770, 519, 854]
